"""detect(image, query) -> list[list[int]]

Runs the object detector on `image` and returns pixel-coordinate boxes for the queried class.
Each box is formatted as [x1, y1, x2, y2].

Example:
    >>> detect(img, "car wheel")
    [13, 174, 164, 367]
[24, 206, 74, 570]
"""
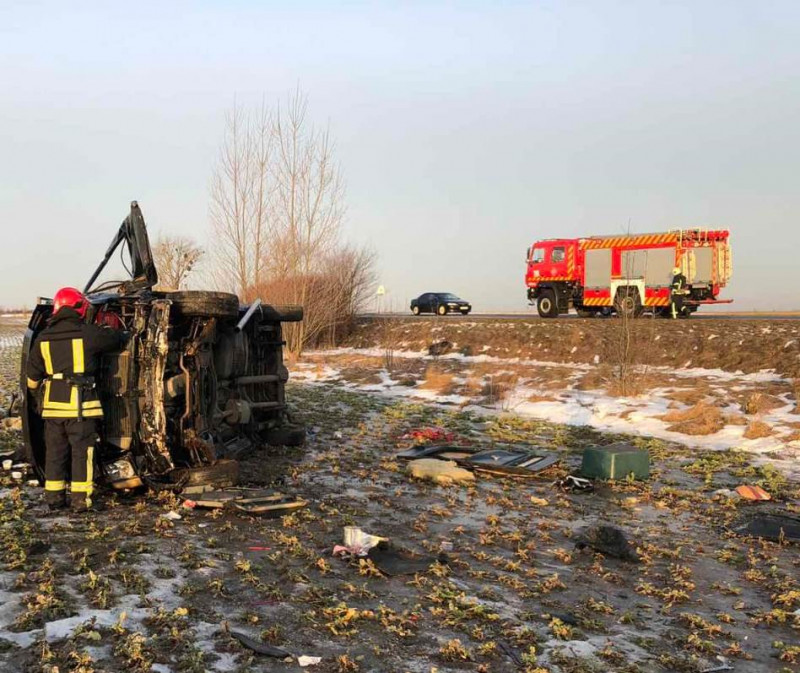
[168, 291, 240, 318]
[537, 291, 558, 318]
[412, 305, 420, 315]
[437, 304, 448, 316]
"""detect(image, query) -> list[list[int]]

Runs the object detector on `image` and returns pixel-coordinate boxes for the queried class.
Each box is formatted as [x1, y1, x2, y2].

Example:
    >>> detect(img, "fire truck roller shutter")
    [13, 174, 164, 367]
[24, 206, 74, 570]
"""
[691, 247, 713, 284]
[584, 249, 612, 288]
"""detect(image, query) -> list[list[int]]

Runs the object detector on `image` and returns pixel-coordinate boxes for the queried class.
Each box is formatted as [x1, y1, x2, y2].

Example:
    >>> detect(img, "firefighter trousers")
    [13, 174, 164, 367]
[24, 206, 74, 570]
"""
[670, 294, 684, 319]
[44, 419, 99, 509]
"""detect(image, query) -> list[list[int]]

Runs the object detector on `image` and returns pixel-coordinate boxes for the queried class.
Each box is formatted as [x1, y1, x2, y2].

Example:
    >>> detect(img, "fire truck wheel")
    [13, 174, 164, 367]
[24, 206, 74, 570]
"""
[614, 289, 643, 319]
[537, 291, 558, 318]
[437, 304, 448, 316]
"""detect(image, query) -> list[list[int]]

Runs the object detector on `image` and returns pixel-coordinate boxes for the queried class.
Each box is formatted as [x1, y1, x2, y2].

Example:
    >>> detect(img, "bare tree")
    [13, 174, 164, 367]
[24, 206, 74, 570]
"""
[209, 101, 272, 295]
[153, 234, 204, 290]
[209, 88, 373, 355]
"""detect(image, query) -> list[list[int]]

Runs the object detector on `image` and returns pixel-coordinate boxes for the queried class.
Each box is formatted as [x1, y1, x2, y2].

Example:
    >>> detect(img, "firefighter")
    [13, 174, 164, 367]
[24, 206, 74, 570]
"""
[26, 288, 126, 512]
[670, 266, 688, 319]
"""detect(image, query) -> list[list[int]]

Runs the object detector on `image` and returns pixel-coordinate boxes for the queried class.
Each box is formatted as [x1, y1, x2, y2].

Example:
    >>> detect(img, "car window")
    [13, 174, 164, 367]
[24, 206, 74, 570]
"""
[552, 246, 565, 263]
[441, 293, 461, 301]
[531, 248, 545, 264]
[419, 294, 429, 303]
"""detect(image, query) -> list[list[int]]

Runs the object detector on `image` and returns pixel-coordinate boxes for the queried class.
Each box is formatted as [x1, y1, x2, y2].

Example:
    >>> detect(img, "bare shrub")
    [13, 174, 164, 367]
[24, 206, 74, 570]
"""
[743, 419, 774, 440]
[152, 234, 203, 290]
[420, 366, 455, 395]
[662, 402, 724, 436]
[741, 392, 784, 415]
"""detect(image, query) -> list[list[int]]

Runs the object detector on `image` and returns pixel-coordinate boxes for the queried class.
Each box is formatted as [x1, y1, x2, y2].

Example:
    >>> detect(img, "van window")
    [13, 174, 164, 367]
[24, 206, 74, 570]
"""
[552, 246, 565, 263]
[531, 248, 545, 264]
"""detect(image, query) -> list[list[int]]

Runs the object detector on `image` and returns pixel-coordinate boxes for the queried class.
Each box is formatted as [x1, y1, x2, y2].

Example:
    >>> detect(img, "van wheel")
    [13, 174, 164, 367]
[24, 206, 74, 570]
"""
[168, 291, 240, 318]
[537, 291, 558, 318]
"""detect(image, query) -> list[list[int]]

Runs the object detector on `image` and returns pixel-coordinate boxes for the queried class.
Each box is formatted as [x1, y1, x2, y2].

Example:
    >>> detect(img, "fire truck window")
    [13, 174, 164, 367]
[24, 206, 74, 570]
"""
[531, 248, 545, 263]
[552, 247, 565, 262]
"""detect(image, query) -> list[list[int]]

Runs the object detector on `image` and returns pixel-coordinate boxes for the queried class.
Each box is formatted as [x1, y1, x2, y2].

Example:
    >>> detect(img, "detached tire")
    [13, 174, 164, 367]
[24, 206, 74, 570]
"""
[537, 291, 558, 318]
[168, 291, 240, 318]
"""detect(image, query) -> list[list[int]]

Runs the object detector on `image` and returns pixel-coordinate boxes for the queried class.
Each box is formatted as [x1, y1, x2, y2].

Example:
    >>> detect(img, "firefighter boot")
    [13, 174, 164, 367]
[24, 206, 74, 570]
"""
[70, 491, 91, 513]
[45, 489, 68, 511]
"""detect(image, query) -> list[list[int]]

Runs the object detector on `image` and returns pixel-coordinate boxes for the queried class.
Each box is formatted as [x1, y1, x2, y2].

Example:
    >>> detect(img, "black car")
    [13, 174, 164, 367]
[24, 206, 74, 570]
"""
[410, 292, 472, 316]
[20, 202, 304, 493]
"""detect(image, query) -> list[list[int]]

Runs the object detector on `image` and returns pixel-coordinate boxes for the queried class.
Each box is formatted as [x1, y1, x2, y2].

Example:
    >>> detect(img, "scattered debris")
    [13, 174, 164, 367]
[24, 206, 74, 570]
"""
[530, 496, 549, 506]
[341, 526, 386, 555]
[298, 655, 322, 667]
[190, 489, 308, 516]
[734, 484, 771, 501]
[230, 630, 292, 659]
[367, 541, 447, 576]
[428, 339, 453, 356]
[581, 443, 650, 480]
[397, 445, 559, 477]
[400, 427, 455, 443]
[575, 524, 640, 562]
[463, 448, 559, 477]
[555, 474, 595, 493]
[732, 511, 800, 542]
[161, 510, 182, 521]
[406, 458, 475, 485]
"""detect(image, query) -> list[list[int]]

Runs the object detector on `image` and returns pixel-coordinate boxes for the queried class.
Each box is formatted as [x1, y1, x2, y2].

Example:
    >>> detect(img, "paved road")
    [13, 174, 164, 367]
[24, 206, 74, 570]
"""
[362, 312, 800, 321]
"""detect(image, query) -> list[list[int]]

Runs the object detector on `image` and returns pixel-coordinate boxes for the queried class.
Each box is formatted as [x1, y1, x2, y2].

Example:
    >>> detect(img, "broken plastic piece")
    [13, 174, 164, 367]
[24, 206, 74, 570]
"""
[298, 655, 322, 667]
[734, 485, 771, 501]
[463, 449, 559, 477]
[161, 510, 182, 521]
[230, 631, 292, 659]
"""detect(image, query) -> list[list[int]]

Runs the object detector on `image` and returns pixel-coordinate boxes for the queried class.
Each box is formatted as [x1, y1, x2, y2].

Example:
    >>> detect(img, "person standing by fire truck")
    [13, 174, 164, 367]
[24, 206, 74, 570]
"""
[26, 288, 126, 512]
[670, 267, 688, 319]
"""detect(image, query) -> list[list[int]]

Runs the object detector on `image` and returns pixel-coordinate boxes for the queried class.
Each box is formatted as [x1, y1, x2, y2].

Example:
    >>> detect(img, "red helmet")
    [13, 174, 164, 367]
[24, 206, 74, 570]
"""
[53, 287, 88, 318]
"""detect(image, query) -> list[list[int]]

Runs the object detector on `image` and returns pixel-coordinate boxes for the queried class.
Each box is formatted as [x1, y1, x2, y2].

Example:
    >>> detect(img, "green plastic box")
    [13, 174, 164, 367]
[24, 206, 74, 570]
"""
[580, 443, 650, 481]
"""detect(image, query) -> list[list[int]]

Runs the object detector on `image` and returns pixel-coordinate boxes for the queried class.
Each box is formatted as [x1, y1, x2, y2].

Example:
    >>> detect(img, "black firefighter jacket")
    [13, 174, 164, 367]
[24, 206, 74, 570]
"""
[26, 307, 125, 419]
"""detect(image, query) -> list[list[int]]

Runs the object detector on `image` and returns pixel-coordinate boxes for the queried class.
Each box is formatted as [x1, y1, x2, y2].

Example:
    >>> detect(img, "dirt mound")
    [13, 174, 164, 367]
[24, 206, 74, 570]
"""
[661, 402, 724, 436]
[348, 317, 800, 380]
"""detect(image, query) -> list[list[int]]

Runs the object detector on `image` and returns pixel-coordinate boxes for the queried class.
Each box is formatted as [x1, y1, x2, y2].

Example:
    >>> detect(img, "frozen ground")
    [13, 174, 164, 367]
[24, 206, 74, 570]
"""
[0, 317, 798, 672]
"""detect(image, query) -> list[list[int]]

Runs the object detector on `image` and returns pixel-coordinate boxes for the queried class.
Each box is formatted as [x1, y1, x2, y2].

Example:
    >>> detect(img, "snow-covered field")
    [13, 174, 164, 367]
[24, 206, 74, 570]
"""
[296, 347, 800, 479]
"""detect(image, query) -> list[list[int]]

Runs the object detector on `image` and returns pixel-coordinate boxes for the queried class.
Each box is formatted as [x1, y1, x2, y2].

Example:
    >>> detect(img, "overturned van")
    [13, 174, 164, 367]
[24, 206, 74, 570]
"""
[20, 201, 304, 492]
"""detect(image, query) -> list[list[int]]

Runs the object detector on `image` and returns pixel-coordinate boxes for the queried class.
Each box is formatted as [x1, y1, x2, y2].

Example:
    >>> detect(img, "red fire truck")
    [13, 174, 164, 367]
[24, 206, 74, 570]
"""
[525, 229, 733, 318]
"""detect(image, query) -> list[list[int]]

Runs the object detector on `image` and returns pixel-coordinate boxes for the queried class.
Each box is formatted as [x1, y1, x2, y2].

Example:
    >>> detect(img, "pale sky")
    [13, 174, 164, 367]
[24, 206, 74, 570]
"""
[1, 1, 798, 311]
